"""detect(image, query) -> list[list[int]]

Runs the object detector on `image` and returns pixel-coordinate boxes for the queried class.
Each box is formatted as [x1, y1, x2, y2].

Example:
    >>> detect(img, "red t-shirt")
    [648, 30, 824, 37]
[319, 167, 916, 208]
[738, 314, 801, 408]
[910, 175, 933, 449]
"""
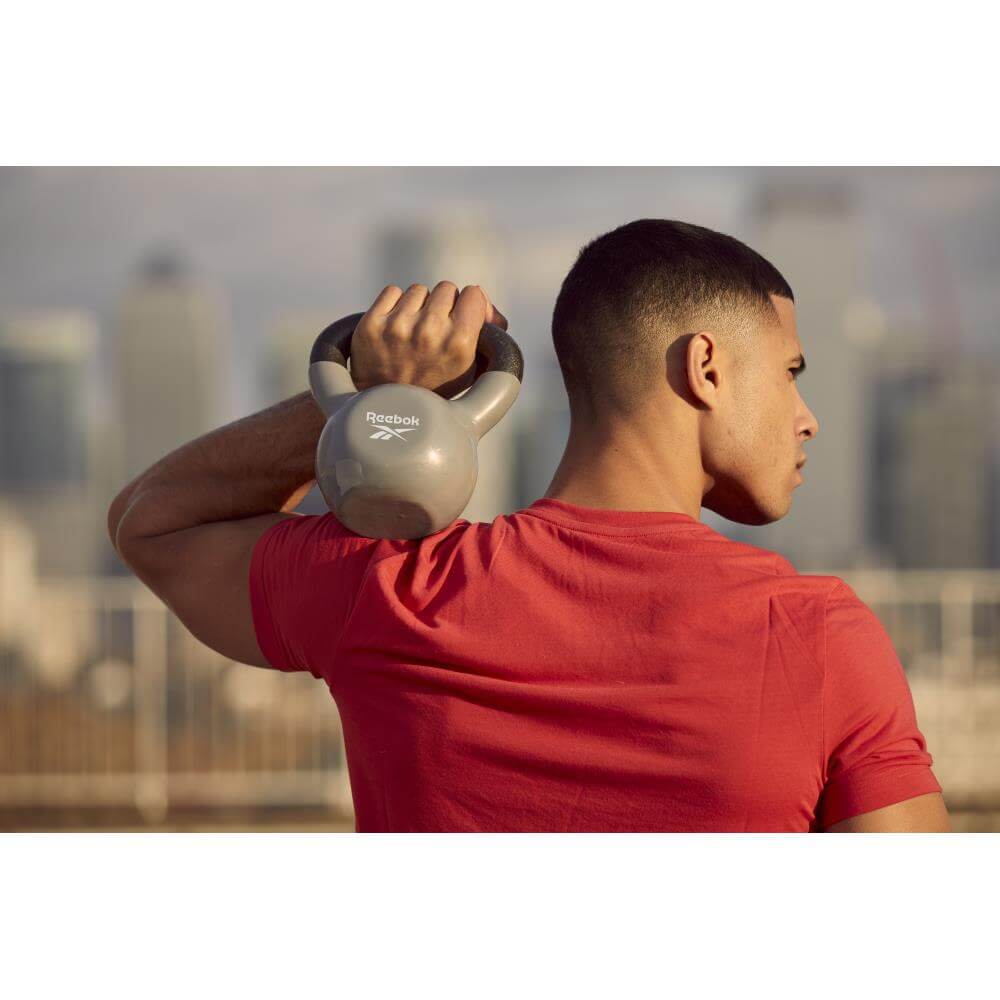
[249, 497, 941, 832]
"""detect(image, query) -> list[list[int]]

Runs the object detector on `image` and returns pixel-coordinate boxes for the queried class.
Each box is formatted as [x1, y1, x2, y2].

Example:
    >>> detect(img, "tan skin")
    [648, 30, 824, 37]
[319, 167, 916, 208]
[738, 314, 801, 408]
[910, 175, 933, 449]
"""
[111, 281, 949, 832]
[349, 281, 509, 397]
[547, 292, 948, 831]
[546, 294, 819, 523]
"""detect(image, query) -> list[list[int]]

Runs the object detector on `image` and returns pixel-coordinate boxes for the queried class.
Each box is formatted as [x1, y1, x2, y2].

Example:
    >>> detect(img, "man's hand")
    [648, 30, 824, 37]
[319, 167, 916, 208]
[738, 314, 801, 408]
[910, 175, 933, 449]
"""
[348, 282, 508, 398]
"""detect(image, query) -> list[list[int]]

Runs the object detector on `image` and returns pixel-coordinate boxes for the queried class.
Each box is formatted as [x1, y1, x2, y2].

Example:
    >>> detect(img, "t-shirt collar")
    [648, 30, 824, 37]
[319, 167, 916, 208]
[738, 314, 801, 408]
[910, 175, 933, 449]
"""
[521, 497, 703, 534]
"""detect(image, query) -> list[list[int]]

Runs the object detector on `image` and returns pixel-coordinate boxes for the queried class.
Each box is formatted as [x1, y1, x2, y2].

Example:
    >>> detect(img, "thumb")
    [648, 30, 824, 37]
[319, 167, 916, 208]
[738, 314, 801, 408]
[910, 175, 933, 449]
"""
[478, 286, 508, 331]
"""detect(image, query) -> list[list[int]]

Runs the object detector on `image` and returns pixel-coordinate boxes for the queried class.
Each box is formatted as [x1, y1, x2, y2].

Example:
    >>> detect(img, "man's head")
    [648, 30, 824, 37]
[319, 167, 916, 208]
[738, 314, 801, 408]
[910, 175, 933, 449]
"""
[550, 219, 819, 525]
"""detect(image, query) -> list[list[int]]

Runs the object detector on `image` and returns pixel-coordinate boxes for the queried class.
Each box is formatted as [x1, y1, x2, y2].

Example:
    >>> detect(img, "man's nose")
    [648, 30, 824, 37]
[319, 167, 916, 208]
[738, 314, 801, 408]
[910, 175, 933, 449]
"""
[799, 402, 819, 440]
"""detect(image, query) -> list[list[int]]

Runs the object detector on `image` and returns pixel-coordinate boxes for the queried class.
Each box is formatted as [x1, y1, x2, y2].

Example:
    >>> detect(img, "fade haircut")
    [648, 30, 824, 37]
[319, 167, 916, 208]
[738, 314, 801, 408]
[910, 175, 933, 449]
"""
[551, 219, 795, 418]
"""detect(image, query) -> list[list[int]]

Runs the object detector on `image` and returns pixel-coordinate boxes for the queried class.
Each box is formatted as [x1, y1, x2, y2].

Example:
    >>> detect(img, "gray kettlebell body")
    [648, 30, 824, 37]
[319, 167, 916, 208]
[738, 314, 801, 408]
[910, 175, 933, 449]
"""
[309, 311, 524, 540]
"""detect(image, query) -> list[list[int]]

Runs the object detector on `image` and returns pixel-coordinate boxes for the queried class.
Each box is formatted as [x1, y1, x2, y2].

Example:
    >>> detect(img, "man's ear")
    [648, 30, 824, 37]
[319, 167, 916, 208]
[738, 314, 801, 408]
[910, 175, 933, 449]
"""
[685, 331, 722, 408]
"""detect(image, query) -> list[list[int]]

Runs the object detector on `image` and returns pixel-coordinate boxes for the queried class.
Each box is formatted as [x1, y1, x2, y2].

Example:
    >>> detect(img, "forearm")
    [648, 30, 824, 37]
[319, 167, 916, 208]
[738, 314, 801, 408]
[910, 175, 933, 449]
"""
[109, 391, 326, 547]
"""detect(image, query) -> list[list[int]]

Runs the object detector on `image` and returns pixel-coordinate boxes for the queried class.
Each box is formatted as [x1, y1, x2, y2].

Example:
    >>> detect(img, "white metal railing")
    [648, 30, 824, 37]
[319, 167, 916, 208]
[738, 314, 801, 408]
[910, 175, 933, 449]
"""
[0, 576, 352, 822]
[1, 570, 999, 820]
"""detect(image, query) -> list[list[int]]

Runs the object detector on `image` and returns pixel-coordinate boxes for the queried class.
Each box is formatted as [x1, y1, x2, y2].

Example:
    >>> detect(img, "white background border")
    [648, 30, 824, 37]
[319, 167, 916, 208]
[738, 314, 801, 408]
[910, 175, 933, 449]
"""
[2, 1, 995, 995]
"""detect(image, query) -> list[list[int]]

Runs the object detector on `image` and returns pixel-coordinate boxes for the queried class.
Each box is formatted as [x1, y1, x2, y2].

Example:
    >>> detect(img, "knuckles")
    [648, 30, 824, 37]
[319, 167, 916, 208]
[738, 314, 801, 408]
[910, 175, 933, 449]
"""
[414, 329, 439, 353]
[383, 321, 410, 341]
[445, 333, 477, 360]
[356, 281, 484, 372]
[414, 312, 444, 333]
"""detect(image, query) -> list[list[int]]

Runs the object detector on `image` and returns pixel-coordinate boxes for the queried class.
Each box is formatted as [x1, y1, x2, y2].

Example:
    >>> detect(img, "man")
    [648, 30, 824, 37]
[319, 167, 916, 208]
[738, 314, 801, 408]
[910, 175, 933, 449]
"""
[108, 218, 950, 832]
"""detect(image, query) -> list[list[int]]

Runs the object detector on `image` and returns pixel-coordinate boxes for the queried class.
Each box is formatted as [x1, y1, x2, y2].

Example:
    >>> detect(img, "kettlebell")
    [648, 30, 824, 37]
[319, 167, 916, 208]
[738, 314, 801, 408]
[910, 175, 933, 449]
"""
[309, 311, 524, 540]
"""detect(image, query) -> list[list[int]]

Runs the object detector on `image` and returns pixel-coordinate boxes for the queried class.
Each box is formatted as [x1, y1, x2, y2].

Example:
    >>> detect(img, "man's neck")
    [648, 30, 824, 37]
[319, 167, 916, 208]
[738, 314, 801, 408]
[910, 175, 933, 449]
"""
[543, 427, 703, 520]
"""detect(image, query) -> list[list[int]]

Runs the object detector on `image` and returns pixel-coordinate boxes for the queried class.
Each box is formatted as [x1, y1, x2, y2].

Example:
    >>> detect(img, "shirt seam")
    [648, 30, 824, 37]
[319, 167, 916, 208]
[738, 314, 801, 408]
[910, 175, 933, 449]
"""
[521, 510, 709, 539]
[489, 515, 511, 573]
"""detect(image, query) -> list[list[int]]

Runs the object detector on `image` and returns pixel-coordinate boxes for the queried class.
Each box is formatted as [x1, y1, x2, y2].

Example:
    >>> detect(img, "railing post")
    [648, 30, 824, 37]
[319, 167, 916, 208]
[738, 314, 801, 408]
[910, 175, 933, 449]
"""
[132, 595, 169, 824]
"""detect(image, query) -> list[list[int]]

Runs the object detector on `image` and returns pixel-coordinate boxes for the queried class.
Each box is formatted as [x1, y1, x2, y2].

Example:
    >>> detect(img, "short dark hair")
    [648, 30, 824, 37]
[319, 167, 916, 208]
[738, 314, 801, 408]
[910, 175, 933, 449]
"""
[551, 219, 794, 417]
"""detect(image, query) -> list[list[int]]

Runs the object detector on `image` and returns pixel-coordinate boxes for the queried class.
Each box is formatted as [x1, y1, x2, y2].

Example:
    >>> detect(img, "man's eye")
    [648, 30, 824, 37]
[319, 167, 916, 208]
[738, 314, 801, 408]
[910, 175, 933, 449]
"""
[789, 367, 802, 380]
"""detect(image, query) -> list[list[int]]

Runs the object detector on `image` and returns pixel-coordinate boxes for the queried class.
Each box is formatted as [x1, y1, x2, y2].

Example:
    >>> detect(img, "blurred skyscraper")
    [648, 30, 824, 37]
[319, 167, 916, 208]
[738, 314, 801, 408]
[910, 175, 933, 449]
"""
[112, 249, 229, 485]
[375, 212, 518, 523]
[260, 311, 335, 407]
[869, 341, 1000, 568]
[0, 500, 38, 658]
[0, 311, 106, 575]
[741, 180, 869, 567]
[260, 310, 339, 515]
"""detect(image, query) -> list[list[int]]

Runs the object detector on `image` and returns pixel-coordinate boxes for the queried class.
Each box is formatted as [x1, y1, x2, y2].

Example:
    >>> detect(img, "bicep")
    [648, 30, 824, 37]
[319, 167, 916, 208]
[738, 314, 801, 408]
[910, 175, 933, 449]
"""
[823, 792, 951, 832]
[117, 513, 297, 669]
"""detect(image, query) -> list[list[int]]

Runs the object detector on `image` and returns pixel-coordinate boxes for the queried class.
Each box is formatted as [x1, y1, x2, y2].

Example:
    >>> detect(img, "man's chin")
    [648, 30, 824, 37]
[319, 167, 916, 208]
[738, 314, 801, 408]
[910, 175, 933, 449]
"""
[702, 488, 788, 527]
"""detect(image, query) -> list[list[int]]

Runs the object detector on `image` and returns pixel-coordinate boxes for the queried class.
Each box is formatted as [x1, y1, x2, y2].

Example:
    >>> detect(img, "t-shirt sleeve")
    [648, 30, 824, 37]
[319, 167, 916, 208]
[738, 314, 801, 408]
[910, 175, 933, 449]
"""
[816, 579, 943, 829]
[248, 512, 384, 680]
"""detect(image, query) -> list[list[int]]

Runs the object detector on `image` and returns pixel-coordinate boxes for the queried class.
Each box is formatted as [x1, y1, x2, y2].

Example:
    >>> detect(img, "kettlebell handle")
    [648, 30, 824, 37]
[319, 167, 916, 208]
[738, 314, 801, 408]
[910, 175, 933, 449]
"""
[310, 311, 523, 381]
[308, 311, 524, 440]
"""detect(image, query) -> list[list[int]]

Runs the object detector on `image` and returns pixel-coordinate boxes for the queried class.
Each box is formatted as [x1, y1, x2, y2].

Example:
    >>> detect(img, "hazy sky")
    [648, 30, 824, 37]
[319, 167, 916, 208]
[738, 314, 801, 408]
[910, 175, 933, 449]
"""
[1, 166, 998, 411]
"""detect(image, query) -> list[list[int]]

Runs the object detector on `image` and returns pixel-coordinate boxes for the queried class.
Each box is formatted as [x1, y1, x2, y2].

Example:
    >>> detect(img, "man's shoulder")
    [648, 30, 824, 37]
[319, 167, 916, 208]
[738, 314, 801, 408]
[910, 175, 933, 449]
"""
[457, 511, 857, 606]
[700, 529, 799, 576]
[692, 530, 853, 627]
[690, 526, 837, 588]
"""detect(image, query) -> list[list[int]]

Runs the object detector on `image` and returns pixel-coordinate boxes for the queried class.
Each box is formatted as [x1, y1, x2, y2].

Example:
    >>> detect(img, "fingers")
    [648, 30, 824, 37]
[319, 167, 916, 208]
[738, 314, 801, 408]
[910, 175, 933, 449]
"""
[425, 280, 460, 318]
[368, 284, 405, 316]
[372, 281, 506, 338]
[451, 284, 491, 341]
[481, 289, 508, 331]
[389, 283, 430, 318]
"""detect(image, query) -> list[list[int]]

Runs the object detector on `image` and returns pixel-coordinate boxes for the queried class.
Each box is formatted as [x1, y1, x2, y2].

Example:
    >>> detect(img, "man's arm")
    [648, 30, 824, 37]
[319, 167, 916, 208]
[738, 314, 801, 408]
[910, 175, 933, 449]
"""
[108, 283, 507, 667]
[824, 791, 952, 832]
[817, 579, 947, 831]
[109, 390, 325, 667]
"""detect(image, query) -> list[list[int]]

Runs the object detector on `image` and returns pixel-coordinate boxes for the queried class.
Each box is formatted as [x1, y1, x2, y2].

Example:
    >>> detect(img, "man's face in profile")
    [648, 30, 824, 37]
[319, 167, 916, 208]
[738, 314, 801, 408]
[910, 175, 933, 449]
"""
[702, 295, 819, 526]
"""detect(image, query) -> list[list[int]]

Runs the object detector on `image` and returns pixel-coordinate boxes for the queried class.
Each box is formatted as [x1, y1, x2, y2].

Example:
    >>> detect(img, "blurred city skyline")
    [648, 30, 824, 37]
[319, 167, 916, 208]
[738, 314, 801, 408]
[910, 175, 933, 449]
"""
[2, 167, 999, 418]
[2, 167, 999, 828]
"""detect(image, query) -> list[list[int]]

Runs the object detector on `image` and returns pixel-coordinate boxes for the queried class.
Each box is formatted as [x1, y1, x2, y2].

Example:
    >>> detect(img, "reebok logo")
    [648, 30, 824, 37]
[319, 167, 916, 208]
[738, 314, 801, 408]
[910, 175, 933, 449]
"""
[366, 410, 419, 442]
